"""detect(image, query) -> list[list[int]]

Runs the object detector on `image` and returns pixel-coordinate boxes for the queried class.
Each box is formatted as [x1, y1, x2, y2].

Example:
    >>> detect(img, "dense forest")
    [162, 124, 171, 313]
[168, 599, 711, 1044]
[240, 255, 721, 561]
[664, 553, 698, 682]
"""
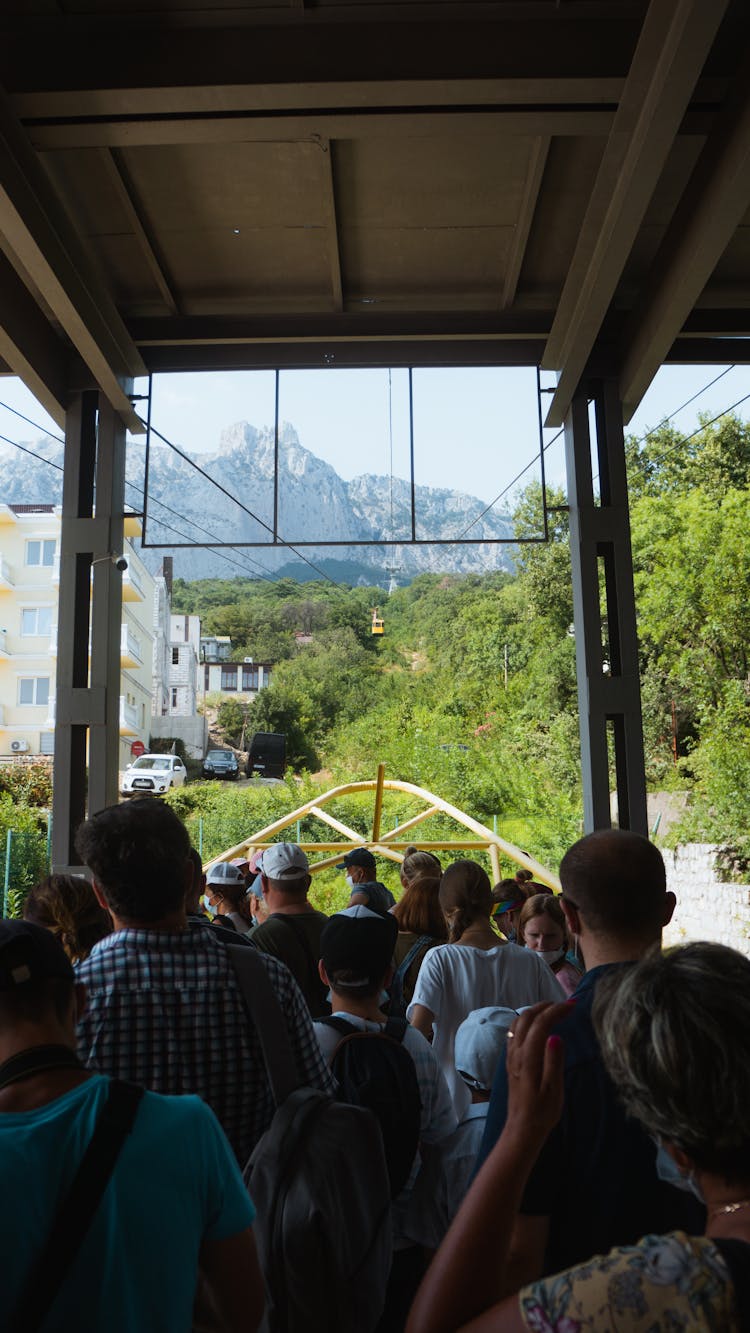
[171, 411, 750, 874]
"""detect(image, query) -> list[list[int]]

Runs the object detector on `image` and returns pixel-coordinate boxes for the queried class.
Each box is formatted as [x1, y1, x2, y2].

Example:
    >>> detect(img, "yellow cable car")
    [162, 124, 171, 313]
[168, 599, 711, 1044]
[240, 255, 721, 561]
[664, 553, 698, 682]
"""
[371, 607, 384, 635]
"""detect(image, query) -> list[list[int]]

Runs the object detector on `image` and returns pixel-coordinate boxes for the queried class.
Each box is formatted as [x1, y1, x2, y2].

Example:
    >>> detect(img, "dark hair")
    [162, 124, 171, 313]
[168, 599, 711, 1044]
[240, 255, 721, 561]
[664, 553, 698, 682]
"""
[210, 879, 254, 925]
[23, 875, 111, 963]
[594, 943, 750, 1185]
[75, 799, 190, 922]
[0, 976, 74, 1027]
[328, 968, 383, 999]
[560, 829, 667, 939]
[440, 860, 493, 943]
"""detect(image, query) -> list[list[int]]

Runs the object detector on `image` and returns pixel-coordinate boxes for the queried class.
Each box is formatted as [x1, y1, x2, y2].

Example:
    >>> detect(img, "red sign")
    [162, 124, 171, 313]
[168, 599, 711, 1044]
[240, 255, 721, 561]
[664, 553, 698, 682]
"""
[131, 740, 146, 758]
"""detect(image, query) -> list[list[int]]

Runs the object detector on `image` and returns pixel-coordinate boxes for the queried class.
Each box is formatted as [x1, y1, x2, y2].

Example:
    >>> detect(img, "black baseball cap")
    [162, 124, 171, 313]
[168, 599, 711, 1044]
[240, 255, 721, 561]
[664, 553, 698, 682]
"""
[0, 921, 74, 992]
[336, 848, 376, 871]
[320, 905, 398, 988]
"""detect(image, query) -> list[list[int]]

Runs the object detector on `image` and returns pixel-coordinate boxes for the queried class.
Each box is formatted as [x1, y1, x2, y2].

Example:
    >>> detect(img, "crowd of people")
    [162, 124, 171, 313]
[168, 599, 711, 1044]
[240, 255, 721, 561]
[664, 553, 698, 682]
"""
[1, 801, 749, 1331]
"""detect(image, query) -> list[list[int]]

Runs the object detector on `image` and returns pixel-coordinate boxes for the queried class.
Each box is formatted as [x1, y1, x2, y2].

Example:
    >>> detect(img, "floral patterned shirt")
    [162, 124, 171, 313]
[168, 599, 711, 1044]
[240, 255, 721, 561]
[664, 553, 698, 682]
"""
[519, 1231, 739, 1331]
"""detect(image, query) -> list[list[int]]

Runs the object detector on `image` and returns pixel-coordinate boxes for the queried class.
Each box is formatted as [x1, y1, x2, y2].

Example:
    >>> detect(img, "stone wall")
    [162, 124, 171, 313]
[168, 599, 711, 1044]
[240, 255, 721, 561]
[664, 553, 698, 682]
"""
[150, 713, 207, 760]
[662, 843, 750, 957]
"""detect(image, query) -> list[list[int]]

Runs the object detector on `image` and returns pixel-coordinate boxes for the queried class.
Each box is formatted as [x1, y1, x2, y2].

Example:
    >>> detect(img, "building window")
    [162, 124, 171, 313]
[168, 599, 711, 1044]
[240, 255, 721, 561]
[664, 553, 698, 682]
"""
[172, 647, 180, 665]
[171, 688, 178, 709]
[221, 665, 237, 691]
[25, 539, 56, 567]
[21, 607, 53, 637]
[18, 677, 50, 706]
[242, 665, 259, 691]
[264, 670, 272, 689]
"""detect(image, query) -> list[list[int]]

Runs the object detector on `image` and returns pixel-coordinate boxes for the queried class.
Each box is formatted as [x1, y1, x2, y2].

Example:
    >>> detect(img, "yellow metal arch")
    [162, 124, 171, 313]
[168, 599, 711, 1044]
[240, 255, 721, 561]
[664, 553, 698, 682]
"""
[209, 763, 561, 891]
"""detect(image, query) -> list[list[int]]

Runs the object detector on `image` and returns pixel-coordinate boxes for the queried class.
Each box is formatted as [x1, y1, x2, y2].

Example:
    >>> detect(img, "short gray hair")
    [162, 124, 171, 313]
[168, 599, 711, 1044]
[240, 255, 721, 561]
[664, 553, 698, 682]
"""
[593, 942, 750, 1183]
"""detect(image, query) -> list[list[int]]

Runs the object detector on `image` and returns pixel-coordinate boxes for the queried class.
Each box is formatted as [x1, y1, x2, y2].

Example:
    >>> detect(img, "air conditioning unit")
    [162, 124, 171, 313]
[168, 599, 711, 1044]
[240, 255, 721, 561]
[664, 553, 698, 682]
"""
[10, 739, 29, 753]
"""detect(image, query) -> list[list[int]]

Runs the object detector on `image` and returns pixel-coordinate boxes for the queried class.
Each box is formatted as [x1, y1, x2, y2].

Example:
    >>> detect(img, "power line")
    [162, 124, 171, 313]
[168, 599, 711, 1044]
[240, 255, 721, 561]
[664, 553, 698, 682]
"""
[138, 417, 341, 587]
[0, 425, 279, 584]
[455, 426, 565, 541]
[646, 388, 750, 464]
[0, 431, 64, 473]
[629, 365, 736, 447]
[0, 400, 64, 445]
[126, 480, 279, 584]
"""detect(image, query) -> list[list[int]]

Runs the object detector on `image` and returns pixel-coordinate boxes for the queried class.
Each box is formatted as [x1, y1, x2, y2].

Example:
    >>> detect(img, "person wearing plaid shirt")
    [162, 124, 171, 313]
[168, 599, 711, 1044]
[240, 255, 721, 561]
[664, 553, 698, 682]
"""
[74, 799, 335, 1165]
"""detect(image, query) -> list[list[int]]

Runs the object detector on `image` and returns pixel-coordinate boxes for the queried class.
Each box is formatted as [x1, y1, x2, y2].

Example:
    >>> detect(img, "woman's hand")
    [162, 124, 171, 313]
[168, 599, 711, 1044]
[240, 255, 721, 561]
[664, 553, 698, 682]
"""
[504, 1001, 570, 1143]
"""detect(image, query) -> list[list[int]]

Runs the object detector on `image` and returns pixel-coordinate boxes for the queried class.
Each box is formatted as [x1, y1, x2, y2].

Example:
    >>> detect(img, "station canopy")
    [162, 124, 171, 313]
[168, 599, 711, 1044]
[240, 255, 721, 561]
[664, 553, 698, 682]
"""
[0, 0, 750, 431]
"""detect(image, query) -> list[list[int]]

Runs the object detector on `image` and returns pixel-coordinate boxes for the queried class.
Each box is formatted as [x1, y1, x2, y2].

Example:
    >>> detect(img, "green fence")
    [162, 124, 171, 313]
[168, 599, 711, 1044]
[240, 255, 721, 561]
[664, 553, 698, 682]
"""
[0, 825, 51, 919]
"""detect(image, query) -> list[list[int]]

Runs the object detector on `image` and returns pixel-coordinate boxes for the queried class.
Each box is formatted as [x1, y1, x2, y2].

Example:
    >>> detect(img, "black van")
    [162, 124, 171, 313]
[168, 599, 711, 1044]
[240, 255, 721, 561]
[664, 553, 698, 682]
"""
[247, 732, 286, 780]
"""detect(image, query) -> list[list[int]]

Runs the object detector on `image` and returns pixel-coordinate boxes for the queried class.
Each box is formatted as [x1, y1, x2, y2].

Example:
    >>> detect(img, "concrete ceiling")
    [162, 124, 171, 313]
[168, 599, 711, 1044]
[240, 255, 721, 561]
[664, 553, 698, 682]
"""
[1, 0, 750, 433]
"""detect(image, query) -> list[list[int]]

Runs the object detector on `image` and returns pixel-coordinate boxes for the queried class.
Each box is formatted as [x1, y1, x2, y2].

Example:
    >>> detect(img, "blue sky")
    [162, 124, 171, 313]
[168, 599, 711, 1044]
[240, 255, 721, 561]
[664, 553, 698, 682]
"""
[0, 362, 747, 514]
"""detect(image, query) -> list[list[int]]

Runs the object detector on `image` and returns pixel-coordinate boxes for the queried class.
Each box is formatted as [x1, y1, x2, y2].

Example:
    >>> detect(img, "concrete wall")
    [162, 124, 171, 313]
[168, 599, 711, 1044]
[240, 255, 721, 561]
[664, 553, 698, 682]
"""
[150, 712, 207, 759]
[663, 843, 750, 958]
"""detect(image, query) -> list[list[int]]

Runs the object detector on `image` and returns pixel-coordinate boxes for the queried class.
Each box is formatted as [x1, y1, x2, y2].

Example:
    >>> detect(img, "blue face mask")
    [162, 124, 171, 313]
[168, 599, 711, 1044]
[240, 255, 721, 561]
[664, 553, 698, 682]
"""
[654, 1142, 704, 1203]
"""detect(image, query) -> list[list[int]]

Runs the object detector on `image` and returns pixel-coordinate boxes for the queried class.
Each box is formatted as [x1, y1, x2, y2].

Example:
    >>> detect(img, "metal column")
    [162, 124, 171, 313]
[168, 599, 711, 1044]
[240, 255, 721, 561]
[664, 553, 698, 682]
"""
[52, 385, 129, 870]
[565, 377, 647, 834]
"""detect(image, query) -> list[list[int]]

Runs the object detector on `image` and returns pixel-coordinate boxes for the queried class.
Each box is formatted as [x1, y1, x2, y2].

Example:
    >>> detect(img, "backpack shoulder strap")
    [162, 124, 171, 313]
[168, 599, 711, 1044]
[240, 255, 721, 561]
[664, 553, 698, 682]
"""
[10, 1079, 144, 1333]
[270, 914, 327, 1002]
[227, 943, 299, 1106]
[713, 1237, 750, 1329]
[389, 936, 433, 1013]
[383, 1016, 408, 1043]
[318, 1016, 357, 1037]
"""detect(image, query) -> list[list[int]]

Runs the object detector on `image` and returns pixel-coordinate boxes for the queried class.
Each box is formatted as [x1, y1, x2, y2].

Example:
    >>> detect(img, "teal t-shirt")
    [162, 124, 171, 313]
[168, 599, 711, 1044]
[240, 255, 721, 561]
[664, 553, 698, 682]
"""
[1, 1074, 255, 1331]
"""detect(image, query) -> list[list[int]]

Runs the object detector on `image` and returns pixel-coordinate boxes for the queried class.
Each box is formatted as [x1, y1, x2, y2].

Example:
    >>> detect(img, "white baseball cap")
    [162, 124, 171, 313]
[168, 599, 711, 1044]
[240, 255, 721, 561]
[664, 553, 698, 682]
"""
[454, 1006, 517, 1091]
[260, 843, 310, 880]
[206, 862, 246, 887]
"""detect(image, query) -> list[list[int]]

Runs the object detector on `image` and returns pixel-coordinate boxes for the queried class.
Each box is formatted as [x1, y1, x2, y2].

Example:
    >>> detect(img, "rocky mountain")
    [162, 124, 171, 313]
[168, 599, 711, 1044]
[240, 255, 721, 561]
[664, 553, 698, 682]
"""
[0, 421, 516, 584]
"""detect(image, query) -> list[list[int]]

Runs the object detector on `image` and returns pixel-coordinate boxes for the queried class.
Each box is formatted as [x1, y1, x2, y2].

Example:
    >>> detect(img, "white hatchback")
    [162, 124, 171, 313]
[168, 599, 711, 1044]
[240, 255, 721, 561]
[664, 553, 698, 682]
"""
[120, 753, 187, 797]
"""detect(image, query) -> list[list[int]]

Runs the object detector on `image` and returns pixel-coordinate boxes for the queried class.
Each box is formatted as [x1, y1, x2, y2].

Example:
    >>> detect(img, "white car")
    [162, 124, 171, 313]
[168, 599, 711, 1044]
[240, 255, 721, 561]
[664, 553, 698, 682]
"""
[120, 753, 187, 797]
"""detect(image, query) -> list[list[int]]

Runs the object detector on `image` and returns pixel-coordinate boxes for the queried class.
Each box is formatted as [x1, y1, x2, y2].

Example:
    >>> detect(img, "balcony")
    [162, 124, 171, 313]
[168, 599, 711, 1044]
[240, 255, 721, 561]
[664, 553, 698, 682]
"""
[121, 563, 145, 602]
[120, 624, 143, 667]
[0, 557, 15, 589]
[119, 695, 139, 735]
[0, 703, 5, 725]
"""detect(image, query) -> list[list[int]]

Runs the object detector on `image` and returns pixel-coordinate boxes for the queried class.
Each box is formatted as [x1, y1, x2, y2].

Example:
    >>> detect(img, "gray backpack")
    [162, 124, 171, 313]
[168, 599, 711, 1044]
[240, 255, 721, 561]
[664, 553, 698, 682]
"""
[228, 946, 393, 1333]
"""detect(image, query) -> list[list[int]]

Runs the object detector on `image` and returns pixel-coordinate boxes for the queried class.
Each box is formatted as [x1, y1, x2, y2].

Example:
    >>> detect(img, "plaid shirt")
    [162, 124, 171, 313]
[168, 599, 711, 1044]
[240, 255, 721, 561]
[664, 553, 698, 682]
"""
[76, 926, 335, 1164]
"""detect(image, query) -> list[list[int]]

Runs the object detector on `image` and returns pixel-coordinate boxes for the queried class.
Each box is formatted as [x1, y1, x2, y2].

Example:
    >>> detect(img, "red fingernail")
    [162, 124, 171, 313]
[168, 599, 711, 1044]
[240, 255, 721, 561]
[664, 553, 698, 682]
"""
[547, 1035, 563, 1050]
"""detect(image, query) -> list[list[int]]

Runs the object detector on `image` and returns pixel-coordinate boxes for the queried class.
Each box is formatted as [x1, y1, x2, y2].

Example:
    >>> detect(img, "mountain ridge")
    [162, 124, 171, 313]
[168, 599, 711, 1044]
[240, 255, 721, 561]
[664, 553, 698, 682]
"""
[0, 421, 516, 584]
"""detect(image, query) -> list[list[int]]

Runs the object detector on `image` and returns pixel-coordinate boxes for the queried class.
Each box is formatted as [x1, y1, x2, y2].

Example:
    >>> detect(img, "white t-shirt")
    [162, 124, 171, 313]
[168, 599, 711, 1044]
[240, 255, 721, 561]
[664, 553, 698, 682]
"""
[407, 942, 565, 1115]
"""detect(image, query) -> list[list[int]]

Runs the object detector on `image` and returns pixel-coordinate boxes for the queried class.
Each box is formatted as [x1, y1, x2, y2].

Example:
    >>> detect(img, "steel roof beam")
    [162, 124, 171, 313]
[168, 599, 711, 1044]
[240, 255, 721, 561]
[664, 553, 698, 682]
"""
[0, 85, 146, 432]
[620, 61, 750, 419]
[542, 0, 729, 428]
[0, 245, 68, 426]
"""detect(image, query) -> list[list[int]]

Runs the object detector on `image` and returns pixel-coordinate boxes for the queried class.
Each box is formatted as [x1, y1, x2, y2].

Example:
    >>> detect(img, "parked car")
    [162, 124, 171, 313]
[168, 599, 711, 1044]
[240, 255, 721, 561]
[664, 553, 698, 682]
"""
[202, 748, 240, 781]
[120, 753, 187, 797]
[246, 732, 286, 779]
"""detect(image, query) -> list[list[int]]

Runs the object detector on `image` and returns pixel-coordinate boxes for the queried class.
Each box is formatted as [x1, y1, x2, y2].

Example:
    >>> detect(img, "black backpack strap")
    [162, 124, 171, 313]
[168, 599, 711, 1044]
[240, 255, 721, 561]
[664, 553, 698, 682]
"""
[383, 1016, 408, 1043]
[318, 1015, 358, 1036]
[10, 1078, 144, 1333]
[389, 936, 433, 1014]
[227, 943, 299, 1106]
[713, 1237, 750, 1329]
[270, 914, 328, 1009]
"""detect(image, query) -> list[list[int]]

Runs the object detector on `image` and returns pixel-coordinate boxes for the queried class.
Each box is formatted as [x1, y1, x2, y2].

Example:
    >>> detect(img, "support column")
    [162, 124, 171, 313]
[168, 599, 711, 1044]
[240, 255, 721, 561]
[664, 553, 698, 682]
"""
[52, 384, 129, 870]
[565, 377, 647, 834]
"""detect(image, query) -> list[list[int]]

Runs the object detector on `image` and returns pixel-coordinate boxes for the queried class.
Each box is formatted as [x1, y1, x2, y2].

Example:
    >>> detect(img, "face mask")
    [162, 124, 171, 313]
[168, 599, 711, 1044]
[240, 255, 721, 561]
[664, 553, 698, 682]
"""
[654, 1142, 704, 1203]
[200, 895, 214, 916]
[536, 947, 565, 967]
[346, 875, 355, 890]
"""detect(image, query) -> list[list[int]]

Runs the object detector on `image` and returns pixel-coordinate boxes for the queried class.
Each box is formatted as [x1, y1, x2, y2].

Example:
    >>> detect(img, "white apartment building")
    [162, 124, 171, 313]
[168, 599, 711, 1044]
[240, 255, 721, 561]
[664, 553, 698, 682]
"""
[0, 504, 155, 768]
[169, 613, 200, 716]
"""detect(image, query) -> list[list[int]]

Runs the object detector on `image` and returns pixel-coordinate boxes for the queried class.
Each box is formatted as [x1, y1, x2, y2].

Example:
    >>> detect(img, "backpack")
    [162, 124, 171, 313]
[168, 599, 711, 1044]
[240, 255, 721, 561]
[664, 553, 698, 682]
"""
[227, 946, 393, 1333]
[319, 1015, 422, 1198]
[388, 935, 434, 1020]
